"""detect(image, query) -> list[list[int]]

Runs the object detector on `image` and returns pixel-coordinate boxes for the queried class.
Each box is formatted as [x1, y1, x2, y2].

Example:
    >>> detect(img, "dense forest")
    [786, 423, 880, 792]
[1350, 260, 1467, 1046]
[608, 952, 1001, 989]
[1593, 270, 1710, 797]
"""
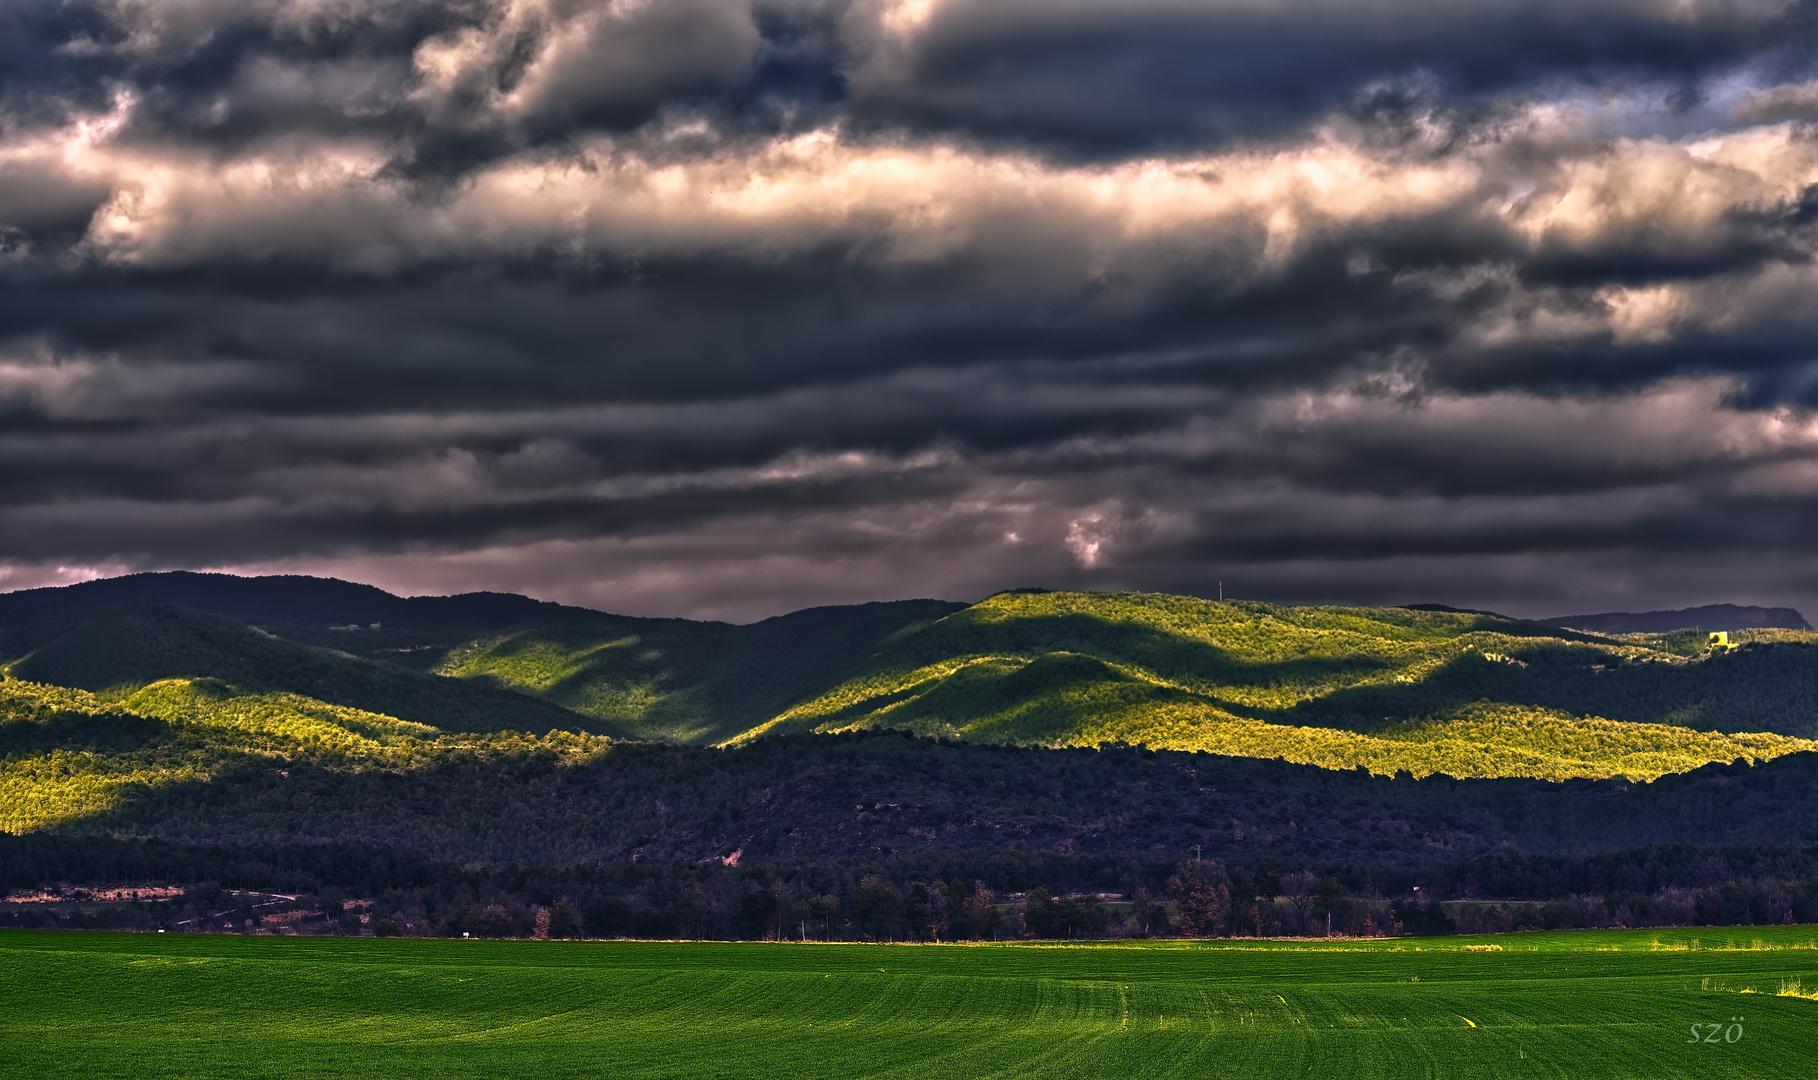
[4, 572, 1818, 939]
[8, 831, 1818, 942]
[33, 730, 1818, 868]
[5, 574, 1818, 780]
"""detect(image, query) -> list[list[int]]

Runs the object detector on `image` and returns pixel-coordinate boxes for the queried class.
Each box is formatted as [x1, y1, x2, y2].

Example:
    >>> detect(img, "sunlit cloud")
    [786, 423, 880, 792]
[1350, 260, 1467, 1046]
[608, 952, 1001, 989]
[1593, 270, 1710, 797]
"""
[2, 0, 1818, 619]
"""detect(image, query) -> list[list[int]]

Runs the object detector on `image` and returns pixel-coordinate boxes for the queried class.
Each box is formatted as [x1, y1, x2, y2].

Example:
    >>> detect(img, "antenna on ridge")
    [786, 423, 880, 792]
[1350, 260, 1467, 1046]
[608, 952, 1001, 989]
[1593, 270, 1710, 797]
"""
[1219, 581, 1223, 603]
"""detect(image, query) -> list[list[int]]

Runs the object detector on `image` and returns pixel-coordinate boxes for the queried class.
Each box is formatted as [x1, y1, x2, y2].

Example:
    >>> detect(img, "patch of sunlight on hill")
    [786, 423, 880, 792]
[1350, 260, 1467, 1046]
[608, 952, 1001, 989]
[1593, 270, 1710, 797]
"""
[0, 678, 198, 833]
[0, 675, 612, 834]
[756, 591, 1553, 721]
[1082, 701, 1817, 782]
[116, 679, 442, 749]
[437, 632, 644, 699]
[731, 591, 1818, 780]
[759, 673, 1815, 780]
[419, 589, 1818, 757]
[434, 631, 710, 741]
[0, 760, 171, 833]
[737, 591, 1539, 742]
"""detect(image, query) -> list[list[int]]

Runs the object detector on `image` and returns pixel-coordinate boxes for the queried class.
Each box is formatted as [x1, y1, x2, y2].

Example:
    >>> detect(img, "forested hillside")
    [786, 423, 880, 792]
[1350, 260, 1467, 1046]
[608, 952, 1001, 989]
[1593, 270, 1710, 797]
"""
[0, 573, 964, 745]
[740, 592, 1818, 763]
[4, 576, 1818, 792]
[1540, 604, 1812, 634]
[428, 599, 965, 743]
[33, 725, 1818, 869]
[10, 725, 1818, 941]
[7, 659, 1818, 871]
[8, 599, 603, 736]
[6, 573, 1818, 939]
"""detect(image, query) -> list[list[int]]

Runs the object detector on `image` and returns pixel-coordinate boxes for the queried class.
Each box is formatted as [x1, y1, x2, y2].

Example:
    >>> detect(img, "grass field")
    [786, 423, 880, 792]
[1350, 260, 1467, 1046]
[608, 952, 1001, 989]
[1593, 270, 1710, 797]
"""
[4, 929, 1817, 1078]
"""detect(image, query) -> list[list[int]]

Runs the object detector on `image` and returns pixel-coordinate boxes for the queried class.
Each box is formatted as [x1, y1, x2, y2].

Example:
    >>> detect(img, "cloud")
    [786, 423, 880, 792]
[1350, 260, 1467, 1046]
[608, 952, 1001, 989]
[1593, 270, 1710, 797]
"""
[1737, 79, 1818, 122]
[409, 0, 765, 134]
[2, 0, 1818, 620]
[841, 0, 1812, 154]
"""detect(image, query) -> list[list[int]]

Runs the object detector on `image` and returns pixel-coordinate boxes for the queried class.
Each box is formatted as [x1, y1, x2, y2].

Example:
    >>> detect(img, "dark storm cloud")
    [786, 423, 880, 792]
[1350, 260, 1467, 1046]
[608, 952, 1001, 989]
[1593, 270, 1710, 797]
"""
[843, 0, 1818, 154]
[6, 0, 1803, 164]
[2, 0, 1818, 619]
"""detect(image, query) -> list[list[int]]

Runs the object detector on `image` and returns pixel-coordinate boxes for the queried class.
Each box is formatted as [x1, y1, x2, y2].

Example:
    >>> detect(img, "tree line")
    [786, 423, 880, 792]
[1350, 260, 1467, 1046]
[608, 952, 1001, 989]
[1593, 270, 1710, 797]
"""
[8, 834, 1818, 940]
[31, 728, 1818, 871]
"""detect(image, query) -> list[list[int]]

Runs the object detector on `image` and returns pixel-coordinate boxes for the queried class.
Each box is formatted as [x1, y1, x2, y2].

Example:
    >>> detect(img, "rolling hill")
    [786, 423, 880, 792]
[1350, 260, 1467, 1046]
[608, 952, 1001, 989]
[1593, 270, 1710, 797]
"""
[10, 666, 1818, 868]
[7, 598, 604, 736]
[5, 574, 1818, 845]
[0, 572, 964, 745]
[710, 590, 1818, 780]
[427, 598, 966, 744]
[1538, 604, 1813, 634]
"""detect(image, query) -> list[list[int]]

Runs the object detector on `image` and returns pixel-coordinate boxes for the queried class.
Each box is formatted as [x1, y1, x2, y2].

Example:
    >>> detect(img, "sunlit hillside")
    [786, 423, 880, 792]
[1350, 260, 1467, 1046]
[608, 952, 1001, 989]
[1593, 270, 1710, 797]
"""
[0, 676, 604, 835]
[728, 591, 1818, 779]
[6, 580, 1817, 829]
[6, 598, 607, 736]
[426, 600, 964, 744]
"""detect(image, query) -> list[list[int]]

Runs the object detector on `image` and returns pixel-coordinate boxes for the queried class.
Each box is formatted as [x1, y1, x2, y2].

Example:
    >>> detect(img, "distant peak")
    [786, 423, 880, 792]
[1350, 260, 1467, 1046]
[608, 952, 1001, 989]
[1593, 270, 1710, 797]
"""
[1539, 604, 1812, 634]
[1397, 603, 1518, 620]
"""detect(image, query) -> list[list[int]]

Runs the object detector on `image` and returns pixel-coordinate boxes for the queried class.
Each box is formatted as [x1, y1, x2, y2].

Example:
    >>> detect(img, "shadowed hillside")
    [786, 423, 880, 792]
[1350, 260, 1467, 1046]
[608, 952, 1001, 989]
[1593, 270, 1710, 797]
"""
[0, 572, 645, 658]
[0, 573, 964, 746]
[738, 592, 1818, 770]
[7, 578, 1818, 896]
[1539, 604, 1812, 634]
[9, 599, 609, 736]
[5, 576, 1818, 788]
[9, 678, 1818, 868]
[432, 600, 967, 744]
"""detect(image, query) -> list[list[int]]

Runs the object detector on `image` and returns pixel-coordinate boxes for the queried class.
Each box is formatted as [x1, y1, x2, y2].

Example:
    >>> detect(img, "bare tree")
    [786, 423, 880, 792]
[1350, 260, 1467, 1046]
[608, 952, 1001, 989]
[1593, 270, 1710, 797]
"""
[1281, 872, 1318, 932]
[1168, 860, 1231, 938]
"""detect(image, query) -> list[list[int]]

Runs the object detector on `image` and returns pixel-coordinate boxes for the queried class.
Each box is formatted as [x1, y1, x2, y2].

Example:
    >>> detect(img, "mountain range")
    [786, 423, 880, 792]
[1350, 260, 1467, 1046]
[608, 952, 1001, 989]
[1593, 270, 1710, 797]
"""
[1538, 604, 1813, 635]
[3, 572, 1817, 878]
[4, 573, 1815, 751]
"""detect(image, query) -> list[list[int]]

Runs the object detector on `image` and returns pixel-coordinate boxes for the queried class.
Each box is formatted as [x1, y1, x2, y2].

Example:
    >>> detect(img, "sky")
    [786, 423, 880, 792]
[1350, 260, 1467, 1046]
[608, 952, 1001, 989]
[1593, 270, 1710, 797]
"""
[2, 0, 1817, 621]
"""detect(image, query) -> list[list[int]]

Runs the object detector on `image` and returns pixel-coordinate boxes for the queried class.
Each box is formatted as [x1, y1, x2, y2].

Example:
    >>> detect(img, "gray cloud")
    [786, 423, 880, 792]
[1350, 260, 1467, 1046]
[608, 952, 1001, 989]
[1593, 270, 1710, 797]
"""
[842, 0, 1817, 154]
[1, 0, 1817, 620]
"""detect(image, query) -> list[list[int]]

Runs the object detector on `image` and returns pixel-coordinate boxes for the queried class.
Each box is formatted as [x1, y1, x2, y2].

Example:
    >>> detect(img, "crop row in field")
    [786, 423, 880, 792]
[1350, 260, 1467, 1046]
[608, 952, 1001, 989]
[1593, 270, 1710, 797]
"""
[3, 927, 1816, 1078]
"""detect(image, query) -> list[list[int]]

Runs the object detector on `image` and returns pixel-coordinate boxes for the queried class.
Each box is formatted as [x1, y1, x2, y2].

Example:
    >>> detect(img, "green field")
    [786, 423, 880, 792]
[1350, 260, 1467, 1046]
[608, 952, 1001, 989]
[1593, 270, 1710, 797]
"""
[5, 929, 1817, 1078]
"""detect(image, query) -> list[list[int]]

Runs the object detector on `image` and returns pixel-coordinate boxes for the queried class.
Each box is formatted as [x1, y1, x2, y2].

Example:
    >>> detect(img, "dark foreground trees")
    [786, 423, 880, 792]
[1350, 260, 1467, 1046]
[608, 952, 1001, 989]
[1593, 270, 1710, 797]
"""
[1168, 860, 1231, 937]
[10, 835, 1818, 941]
